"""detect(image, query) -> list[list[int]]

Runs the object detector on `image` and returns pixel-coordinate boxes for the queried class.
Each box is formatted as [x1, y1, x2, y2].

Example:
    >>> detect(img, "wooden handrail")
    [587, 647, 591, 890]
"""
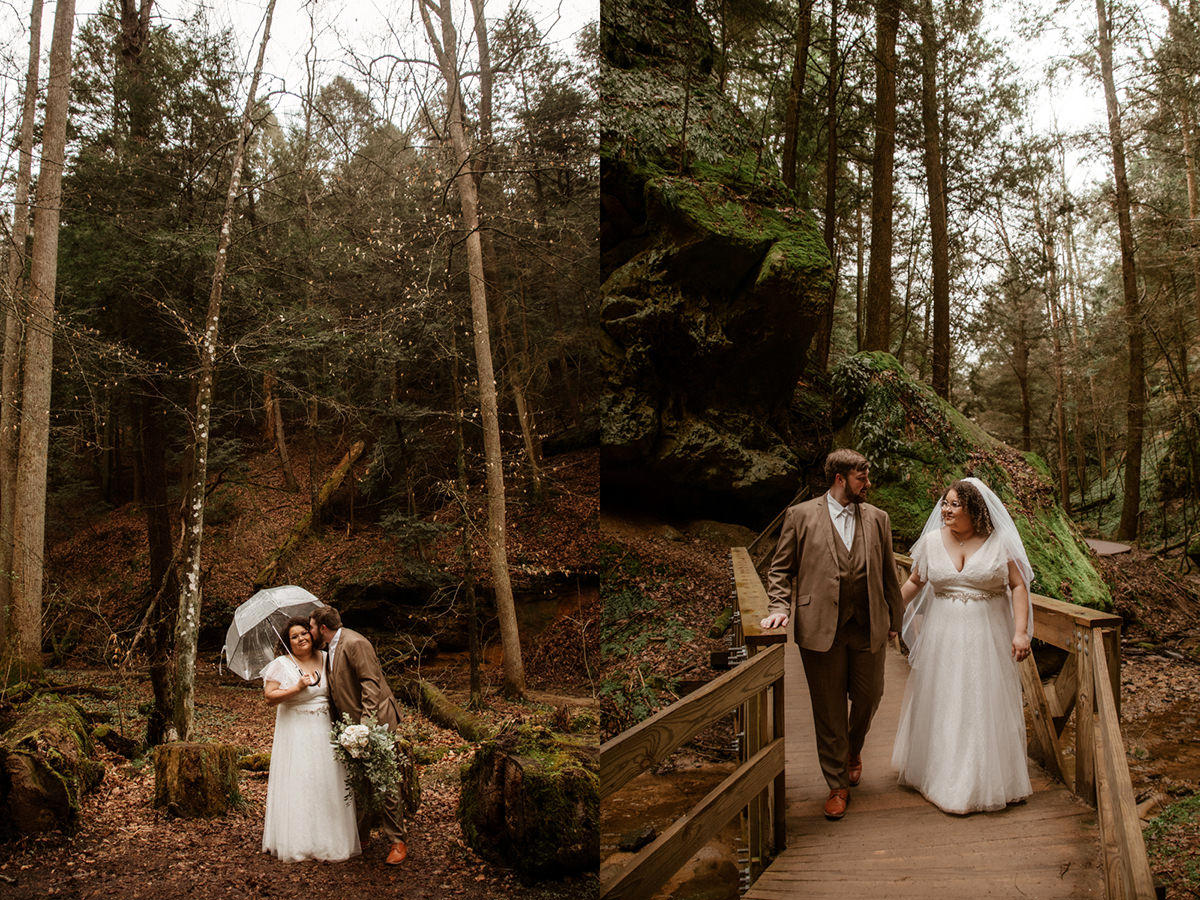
[600, 643, 785, 800]
[601, 739, 785, 900]
[1092, 628, 1156, 898]
[599, 642, 785, 900]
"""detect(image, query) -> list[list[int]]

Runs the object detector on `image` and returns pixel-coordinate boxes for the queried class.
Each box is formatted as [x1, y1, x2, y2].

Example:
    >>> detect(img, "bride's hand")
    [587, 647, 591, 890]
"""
[1011, 631, 1031, 663]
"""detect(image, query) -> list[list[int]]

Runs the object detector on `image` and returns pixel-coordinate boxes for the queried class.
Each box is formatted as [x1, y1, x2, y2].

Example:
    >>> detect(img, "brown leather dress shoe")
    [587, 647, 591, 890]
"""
[848, 754, 863, 786]
[385, 840, 407, 865]
[824, 788, 849, 820]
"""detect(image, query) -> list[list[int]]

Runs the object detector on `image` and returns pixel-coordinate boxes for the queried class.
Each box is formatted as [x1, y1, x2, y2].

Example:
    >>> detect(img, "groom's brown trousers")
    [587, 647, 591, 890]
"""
[798, 513, 886, 791]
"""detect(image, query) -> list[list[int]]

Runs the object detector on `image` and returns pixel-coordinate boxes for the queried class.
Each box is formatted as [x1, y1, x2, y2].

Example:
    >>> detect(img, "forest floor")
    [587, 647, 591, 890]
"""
[599, 515, 1200, 899]
[0, 648, 597, 900]
[0, 439, 599, 899]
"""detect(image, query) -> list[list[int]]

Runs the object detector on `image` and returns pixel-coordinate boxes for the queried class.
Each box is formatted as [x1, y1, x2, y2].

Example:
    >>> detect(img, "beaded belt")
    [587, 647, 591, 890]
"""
[292, 701, 330, 716]
[940, 587, 1003, 604]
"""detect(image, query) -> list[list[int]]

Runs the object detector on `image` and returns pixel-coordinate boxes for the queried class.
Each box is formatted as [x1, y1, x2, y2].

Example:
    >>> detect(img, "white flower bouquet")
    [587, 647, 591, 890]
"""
[330, 713, 402, 815]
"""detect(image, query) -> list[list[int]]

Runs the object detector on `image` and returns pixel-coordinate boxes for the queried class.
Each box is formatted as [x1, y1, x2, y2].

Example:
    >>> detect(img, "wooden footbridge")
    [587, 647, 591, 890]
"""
[600, 545, 1159, 899]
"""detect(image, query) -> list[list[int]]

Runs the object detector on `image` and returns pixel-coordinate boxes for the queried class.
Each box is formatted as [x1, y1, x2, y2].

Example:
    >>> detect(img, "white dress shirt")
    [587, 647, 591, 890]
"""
[826, 492, 856, 551]
[327, 627, 343, 673]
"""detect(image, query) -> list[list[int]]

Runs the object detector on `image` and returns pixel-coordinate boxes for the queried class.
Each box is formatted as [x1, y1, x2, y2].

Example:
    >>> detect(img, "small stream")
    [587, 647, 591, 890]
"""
[603, 762, 741, 900]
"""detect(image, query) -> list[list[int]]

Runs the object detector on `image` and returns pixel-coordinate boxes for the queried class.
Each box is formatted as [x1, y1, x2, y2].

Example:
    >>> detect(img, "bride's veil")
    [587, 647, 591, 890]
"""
[900, 476, 1035, 665]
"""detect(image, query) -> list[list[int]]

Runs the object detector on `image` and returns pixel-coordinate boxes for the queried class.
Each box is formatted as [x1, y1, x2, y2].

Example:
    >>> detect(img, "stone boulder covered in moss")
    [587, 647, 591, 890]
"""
[601, 0, 832, 517]
[1, 694, 105, 838]
[458, 724, 598, 882]
[833, 352, 1111, 609]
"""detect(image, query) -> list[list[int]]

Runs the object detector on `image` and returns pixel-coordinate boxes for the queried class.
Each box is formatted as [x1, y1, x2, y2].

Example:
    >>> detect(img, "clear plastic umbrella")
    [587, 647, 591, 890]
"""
[223, 585, 324, 680]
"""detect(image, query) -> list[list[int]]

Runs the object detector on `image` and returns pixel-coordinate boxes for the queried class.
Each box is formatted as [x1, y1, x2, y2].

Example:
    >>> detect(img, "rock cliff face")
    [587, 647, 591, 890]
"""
[601, 0, 833, 517]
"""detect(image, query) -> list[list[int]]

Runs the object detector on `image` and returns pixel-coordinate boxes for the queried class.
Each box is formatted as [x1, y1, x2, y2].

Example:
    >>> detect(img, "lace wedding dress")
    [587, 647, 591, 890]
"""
[261, 651, 360, 861]
[892, 531, 1032, 814]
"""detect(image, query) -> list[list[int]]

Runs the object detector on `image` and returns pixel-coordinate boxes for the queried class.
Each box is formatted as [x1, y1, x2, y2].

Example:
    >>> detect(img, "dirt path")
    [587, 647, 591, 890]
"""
[0, 661, 596, 900]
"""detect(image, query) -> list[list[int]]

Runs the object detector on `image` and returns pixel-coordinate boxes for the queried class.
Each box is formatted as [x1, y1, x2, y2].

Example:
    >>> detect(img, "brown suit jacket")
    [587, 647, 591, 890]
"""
[326, 628, 401, 730]
[766, 494, 904, 653]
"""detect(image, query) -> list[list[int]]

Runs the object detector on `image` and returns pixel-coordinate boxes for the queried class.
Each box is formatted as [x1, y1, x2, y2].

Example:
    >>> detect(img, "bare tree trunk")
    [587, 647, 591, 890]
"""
[9, 0, 75, 679]
[170, 0, 277, 739]
[864, 0, 901, 352]
[140, 394, 180, 746]
[1095, 0, 1145, 540]
[420, 0, 525, 698]
[1036, 199, 1072, 510]
[813, 0, 840, 372]
[470, 0, 542, 492]
[919, 0, 950, 398]
[451, 324, 482, 708]
[1015, 319, 1032, 453]
[856, 164, 864, 350]
[1181, 101, 1200, 335]
[0, 0, 43, 658]
[781, 0, 814, 195]
[263, 374, 298, 491]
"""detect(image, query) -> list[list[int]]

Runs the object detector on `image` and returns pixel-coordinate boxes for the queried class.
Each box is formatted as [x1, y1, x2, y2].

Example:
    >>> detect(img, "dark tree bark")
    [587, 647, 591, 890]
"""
[919, 0, 950, 398]
[812, 0, 841, 372]
[781, 0, 814, 195]
[1095, 0, 1145, 540]
[863, 0, 901, 352]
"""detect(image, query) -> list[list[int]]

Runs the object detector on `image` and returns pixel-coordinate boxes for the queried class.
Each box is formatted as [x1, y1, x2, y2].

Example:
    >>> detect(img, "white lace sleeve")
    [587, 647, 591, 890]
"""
[261, 656, 295, 685]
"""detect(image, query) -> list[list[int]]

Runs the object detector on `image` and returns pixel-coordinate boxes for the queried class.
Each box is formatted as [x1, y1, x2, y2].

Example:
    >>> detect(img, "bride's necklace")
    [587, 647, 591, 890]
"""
[948, 527, 974, 547]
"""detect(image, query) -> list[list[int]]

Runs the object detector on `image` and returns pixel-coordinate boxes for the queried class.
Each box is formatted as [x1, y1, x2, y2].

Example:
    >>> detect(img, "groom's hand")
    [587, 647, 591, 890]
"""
[760, 613, 789, 630]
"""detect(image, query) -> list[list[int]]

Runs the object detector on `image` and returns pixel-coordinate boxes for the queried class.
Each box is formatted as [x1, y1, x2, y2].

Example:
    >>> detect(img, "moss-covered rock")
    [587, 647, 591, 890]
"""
[458, 725, 598, 882]
[1, 694, 105, 838]
[601, 0, 832, 517]
[152, 742, 241, 818]
[831, 352, 1112, 609]
[237, 750, 271, 772]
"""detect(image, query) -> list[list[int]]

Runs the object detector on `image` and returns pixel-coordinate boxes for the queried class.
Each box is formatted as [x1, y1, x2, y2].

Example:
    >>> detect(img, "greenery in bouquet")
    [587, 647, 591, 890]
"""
[330, 713, 402, 816]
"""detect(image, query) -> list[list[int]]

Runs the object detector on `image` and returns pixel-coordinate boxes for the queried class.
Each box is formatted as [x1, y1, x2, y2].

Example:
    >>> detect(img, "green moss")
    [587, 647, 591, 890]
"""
[649, 175, 829, 294]
[1145, 792, 1200, 893]
[831, 352, 1112, 610]
[236, 750, 271, 772]
[1, 694, 104, 836]
[1023, 451, 1052, 480]
[458, 726, 598, 881]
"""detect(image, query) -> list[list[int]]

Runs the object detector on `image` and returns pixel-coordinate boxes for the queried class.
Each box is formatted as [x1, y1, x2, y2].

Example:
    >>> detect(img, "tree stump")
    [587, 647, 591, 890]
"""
[458, 725, 598, 882]
[152, 742, 241, 818]
[1, 694, 104, 838]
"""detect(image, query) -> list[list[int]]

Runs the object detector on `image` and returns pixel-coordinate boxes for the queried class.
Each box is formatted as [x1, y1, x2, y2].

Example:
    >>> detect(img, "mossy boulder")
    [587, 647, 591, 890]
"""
[458, 725, 598, 882]
[152, 742, 241, 818]
[832, 352, 1112, 609]
[1, 694, 105, 838]
[601, 0, 832, 517]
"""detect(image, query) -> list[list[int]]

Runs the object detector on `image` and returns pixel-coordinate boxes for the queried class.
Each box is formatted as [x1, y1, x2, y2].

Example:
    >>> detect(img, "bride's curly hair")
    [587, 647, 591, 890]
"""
[947, 479, 994, 535]
[278, 617, 314, 657]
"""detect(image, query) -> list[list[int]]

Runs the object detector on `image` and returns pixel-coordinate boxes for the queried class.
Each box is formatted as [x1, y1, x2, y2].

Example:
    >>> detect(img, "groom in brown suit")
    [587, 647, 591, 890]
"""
[309, 606, 408, 865]
[760, 449, 904, 820]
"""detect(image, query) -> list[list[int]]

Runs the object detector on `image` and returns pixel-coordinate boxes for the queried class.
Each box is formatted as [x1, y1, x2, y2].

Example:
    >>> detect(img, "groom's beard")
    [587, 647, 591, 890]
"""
[846, 487, 868, 504]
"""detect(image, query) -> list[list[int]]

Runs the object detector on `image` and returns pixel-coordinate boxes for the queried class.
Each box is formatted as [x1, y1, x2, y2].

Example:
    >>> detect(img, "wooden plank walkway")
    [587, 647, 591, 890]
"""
[745, 644, 1105, 899]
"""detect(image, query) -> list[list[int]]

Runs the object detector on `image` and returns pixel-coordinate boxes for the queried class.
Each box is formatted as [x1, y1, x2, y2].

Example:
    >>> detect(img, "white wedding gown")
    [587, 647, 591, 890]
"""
[892, 531, 1032, 814]
[261, 651, 360, 861]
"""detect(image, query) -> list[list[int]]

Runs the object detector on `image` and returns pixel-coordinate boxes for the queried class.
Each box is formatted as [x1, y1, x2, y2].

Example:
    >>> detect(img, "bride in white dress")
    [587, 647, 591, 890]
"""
[891, 477, 1034, 814]
[262, 618, 360, 861]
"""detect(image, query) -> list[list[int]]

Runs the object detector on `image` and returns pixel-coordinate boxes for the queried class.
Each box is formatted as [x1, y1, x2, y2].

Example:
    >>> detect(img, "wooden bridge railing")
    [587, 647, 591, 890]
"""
[598, 639, 786, 900]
